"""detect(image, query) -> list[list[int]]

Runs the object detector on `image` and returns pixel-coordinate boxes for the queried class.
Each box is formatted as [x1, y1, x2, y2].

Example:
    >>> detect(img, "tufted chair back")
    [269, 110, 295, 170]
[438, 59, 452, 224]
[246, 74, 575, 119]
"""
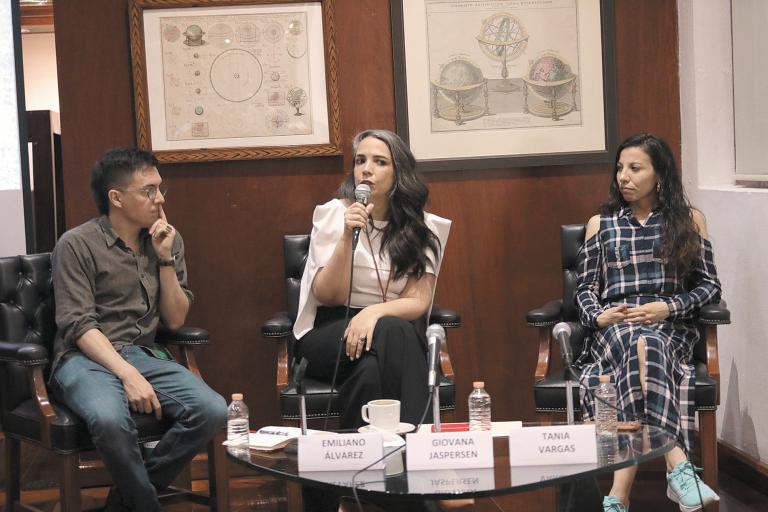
[284, 235, 309, 327]
[559, 224, 589, 360]
[0, 253, 56, 417]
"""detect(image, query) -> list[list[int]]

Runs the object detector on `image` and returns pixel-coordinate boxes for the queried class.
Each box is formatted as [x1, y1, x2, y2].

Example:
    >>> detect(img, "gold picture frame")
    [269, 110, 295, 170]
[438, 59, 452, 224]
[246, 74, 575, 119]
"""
[129, 0, 342, 163]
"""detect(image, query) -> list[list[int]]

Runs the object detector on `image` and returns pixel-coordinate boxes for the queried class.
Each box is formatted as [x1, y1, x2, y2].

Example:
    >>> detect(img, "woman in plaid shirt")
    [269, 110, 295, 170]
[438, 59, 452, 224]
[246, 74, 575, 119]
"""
[575, 134, 722, 512]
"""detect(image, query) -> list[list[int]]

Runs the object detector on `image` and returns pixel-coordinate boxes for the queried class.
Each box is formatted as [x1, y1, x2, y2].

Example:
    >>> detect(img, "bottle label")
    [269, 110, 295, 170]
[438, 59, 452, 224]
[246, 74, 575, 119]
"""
[508, 424, 598, 467]
[405, 431, 494, 471]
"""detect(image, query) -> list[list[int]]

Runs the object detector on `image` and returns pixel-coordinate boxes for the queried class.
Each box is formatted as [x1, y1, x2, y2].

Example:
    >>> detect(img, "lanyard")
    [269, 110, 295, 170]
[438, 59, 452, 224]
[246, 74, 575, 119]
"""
[364, 226, 391, 302]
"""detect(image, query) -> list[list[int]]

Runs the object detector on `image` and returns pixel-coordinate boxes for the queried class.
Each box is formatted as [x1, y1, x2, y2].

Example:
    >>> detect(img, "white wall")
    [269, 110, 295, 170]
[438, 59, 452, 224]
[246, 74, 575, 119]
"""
[678, 0, 768, 463]
[21, 32, 58, 112]
[0, 3, 26, 257]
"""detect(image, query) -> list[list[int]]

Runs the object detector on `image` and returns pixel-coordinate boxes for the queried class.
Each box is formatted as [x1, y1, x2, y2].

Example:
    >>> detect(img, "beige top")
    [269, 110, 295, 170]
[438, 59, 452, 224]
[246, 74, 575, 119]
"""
[293, 199, 451, 339]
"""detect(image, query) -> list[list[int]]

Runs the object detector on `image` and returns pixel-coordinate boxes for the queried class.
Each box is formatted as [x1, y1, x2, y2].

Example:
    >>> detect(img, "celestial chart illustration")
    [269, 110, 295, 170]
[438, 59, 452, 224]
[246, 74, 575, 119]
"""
[159, 12, 312, 141]
[425, 0, 581, 133]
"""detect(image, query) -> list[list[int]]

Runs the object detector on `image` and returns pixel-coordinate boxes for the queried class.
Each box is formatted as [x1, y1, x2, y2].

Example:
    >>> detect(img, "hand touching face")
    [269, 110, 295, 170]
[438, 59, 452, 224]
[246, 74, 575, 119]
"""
[149, 204, 176, 260]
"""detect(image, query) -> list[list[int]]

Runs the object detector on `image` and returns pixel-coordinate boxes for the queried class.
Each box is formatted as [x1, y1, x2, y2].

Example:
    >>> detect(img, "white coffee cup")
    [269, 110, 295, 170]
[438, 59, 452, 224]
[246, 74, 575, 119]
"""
[360, 399, 400, 431]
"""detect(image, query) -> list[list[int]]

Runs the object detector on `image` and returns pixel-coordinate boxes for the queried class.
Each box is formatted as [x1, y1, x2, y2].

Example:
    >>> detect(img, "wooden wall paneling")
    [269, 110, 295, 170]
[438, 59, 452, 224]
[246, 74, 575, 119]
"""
[613, 0, 682, 150]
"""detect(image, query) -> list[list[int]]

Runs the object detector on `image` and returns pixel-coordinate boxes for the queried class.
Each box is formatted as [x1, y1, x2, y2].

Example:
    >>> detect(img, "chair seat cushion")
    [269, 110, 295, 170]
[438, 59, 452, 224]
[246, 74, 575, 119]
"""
[2, 398, 172, 453]
[280, 375, 455, 420]
[534, 361, 717, 413]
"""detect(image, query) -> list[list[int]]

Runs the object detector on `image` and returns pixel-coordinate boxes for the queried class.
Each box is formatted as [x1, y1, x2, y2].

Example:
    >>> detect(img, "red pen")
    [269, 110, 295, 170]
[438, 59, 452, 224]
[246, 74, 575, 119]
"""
[431, 422, 470, 432]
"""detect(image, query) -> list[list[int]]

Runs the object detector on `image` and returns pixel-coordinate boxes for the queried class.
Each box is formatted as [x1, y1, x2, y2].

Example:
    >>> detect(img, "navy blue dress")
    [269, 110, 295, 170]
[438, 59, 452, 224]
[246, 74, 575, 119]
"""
[574, 207, 721, 451]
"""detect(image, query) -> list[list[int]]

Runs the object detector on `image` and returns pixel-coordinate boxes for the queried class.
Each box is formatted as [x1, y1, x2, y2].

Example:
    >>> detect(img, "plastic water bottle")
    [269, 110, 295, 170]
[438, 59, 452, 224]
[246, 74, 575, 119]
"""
[227, 393, 250, 448]
[594, 375, 618, 437]
[468, 381, 492, 431]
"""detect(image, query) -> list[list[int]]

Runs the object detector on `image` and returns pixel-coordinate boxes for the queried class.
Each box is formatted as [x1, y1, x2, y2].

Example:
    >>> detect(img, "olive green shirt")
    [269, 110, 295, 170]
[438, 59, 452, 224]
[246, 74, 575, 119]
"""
[50, 216, 193, 375]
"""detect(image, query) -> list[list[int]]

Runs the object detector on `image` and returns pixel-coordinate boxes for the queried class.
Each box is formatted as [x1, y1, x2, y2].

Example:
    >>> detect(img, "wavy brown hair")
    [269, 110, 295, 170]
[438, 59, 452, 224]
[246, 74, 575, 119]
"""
[336, 129, 440, 280]
[601, 133, 701, 276]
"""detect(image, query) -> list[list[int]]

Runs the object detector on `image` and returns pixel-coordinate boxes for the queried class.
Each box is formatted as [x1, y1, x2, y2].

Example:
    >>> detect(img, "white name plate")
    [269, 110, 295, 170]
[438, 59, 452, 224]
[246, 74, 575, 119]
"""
[508, 424, 597, 466]
[298, 433, 383, 472]
[407, 468, 496, 494]
[406, 431, 493, 471]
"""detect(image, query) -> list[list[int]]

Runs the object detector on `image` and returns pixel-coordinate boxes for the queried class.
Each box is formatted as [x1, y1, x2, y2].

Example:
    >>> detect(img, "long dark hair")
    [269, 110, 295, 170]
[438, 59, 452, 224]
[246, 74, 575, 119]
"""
[601, 133, 701, 275]
[337, 129, 440, 280]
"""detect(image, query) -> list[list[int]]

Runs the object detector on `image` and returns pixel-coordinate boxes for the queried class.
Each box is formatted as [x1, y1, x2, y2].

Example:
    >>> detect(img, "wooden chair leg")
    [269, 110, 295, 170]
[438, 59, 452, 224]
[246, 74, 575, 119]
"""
[207, 429, 230, 512]
[4, 436, 21, 512]
[286, 481, 303, 512]
[699, 409, 718, 493]
[171, 463, 193, 490]
[59, 452, 81, 512]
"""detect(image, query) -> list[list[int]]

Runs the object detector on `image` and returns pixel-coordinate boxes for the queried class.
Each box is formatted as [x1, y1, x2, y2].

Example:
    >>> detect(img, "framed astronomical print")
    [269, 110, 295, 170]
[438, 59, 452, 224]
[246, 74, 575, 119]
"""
[391, 0, 617, 171]
[128, 0, 341, 163]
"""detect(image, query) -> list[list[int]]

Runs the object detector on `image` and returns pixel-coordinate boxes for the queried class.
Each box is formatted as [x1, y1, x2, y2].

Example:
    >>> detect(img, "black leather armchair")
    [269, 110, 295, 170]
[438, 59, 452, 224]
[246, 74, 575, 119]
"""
[526, 224, 730, 492]
[0, 253, 229, 511]
[262, 234, 460, 425]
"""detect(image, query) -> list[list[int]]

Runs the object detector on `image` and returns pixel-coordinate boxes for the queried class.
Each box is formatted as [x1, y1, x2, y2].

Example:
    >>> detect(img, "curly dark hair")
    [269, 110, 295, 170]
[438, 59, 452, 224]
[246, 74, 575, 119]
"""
[601, 133, 701, 275]
[336, 129, 440, 281]
[90, 148, 159, 215]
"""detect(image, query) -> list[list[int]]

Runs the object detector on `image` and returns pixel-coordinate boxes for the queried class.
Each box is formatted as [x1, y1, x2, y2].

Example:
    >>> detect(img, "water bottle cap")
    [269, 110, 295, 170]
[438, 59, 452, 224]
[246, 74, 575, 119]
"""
[598, 375, 610, 383]
[473, 381, 484, 388]
[231, 393, 243, 400]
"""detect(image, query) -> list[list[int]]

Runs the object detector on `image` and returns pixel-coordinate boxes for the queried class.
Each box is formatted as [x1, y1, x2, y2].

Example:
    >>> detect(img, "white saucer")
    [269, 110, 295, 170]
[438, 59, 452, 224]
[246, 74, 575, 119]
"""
[357, 422, 415, 435]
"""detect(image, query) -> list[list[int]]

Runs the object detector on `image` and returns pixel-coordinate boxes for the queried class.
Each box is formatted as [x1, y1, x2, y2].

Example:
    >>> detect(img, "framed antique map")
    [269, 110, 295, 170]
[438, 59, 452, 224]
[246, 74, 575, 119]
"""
[392, 0, 617, 171]
[129, 0, 341, 163]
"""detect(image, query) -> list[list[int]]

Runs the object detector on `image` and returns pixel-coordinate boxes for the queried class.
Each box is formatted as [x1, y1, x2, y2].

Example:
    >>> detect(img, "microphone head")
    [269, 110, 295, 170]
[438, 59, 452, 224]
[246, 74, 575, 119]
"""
[426, 323, 446, 342]
[552, 322, 572, 339]
[354, 183, 371, 205]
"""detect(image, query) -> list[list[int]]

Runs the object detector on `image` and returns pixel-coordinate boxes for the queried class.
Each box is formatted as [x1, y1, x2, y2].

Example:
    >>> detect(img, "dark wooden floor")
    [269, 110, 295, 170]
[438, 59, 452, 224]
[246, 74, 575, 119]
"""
[2, 470, 766, 511]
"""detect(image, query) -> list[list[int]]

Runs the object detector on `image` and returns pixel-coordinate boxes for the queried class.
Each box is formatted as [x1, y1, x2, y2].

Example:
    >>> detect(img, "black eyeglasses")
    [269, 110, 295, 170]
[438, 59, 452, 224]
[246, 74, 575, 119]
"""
[121, 184, 168, 201]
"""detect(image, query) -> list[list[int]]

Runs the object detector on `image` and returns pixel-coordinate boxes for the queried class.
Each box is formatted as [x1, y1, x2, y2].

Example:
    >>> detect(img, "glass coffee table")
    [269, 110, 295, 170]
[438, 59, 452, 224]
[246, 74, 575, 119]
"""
[227, 424, 675, 506]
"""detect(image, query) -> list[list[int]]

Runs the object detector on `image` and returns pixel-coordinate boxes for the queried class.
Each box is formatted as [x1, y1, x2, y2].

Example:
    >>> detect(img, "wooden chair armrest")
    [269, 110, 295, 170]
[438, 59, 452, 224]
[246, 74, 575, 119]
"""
[534, 325, 552, 382]
[177, 346, 202, 379]
[275, 335, 289, 391]
[439, 338, 454, 380]
[29, 366, 56, 449]
[526, 299, 563, 328]
[704, 324, 720, 404]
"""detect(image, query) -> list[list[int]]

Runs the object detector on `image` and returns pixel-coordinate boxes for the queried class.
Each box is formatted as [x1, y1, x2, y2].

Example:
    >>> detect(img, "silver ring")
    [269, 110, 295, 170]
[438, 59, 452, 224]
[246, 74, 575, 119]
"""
[358, 336, 367, 343]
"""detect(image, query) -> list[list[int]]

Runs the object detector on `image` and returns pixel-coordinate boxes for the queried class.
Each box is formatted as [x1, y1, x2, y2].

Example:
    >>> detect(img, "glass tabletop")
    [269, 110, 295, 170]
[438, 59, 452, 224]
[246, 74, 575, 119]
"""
[227, 424, 675, 500]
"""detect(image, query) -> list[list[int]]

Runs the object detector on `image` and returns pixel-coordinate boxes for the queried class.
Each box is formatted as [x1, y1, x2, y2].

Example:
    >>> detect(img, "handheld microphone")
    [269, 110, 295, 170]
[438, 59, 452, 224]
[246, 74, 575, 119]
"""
[426, 324, 445, 390]
[352, 183, 371, 250]
[552, 322, 573, 367]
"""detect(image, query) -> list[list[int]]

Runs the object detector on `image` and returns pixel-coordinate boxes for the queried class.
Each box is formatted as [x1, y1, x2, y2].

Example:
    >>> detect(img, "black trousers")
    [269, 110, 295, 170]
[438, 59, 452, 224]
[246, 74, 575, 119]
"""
[296, 306, 431, 430]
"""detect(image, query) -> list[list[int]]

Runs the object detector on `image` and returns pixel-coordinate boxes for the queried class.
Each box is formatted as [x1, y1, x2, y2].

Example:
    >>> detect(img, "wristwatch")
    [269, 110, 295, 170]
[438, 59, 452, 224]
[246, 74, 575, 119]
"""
[158, 256, 175, 267]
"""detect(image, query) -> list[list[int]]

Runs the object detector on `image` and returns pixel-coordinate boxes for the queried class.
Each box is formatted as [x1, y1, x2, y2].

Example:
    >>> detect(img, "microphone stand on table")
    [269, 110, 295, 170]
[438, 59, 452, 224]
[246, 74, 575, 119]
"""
[285, 358, 309, 454]
[426, 324, 445, 432]
[432, 381, 441, 432]
[565, 365, 575, 426]
[553, 322, 576, 425]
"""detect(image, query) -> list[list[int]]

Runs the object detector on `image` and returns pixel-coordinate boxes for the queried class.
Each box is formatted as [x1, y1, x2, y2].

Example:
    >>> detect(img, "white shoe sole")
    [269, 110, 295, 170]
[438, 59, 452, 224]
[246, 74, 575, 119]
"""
[666, 485, 720, 512]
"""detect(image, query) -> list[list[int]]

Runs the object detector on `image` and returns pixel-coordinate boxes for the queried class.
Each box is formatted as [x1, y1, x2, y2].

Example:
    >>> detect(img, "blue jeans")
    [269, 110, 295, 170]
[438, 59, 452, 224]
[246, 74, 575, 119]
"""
[51, 345, 227, 511]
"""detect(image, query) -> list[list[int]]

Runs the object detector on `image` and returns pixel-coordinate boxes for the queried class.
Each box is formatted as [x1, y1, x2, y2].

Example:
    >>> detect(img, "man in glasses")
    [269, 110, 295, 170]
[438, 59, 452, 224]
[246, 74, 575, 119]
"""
[50, 148, 227, 511]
